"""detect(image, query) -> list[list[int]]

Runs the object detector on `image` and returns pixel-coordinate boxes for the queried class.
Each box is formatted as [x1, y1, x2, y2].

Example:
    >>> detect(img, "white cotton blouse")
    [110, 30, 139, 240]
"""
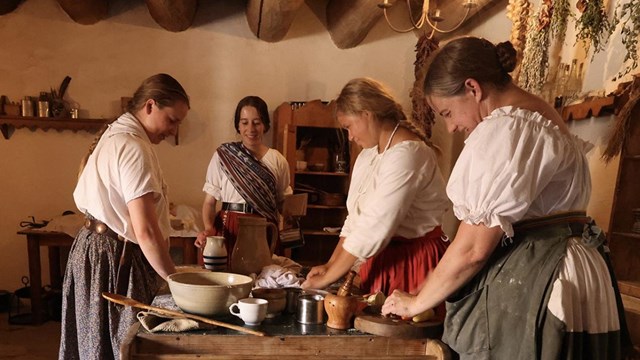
[203, 147, 292, 203]
[447, 106, 593, 237]
[74, 112, 172, 244]
[340, 140, 450, 260]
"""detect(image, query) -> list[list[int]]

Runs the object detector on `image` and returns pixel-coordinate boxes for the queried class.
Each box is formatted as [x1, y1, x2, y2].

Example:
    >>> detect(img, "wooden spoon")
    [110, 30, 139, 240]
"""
[102, 292, 265, 337]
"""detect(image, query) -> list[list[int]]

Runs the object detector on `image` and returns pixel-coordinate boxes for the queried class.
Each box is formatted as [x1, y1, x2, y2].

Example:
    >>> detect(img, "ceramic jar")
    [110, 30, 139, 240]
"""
[203, 236, 227, 271]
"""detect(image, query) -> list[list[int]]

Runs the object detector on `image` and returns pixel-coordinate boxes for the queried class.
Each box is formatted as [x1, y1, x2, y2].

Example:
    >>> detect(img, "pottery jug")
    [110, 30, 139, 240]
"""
[203, 236, 227, 271]
[230, 217, 278, 275]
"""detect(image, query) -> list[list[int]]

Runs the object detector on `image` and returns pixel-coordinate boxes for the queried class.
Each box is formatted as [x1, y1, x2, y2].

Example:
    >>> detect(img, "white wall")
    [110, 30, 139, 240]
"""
[0, 0, 634, 291]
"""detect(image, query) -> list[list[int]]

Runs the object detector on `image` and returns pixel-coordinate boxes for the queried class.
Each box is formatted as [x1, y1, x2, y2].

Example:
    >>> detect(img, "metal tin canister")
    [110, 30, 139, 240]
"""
[37, 101, 49, 117]
[296, 294, 325, 324]
[21, 97, 33, 117]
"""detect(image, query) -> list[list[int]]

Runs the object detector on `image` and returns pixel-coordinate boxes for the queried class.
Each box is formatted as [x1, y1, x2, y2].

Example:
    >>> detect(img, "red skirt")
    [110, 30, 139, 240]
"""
[358, 226, 449, 320]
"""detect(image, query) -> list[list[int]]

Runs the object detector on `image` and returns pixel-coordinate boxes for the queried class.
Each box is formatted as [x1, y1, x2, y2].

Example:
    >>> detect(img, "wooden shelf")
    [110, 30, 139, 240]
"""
[0, 115, 180, 144]
[612, 232, 640, 240]
[0, 115, 110, 139]
[559, 96, 616, 122]
[619, 280, 640, 298]
[295, 171, 349, 176]
[307, 204, 347, 209]
[624, 155, 640, 160]
[302, 230, 340, 236]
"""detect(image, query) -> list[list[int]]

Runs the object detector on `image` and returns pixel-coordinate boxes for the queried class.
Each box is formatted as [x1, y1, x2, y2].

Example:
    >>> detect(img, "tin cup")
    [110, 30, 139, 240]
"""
[296, 294, 325, 324]
[284, 287, 303, 314]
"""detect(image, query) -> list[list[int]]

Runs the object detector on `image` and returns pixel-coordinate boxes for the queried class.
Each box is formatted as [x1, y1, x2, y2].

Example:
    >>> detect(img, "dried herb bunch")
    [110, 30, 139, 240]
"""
[574, 0, 613, 55]
[519, 0, 552, 94]
[506, 0, 531, 81]
[550, 0, 570, 39]
[612, 0, 640, 80]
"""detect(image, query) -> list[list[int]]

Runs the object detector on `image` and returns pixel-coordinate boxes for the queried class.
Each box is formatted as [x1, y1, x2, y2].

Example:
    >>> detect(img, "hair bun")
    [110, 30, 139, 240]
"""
[495, 41, 517, 73]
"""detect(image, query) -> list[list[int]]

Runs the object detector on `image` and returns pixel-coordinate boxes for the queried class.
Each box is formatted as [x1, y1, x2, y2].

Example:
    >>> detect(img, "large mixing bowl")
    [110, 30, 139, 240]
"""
[167, 271, 253, 316]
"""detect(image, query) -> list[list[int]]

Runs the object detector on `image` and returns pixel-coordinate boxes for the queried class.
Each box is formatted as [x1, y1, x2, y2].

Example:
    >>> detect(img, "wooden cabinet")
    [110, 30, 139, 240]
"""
[608, 101, 640, 298]
[273, 100, 359, 265]
[607, 99, 640, 345]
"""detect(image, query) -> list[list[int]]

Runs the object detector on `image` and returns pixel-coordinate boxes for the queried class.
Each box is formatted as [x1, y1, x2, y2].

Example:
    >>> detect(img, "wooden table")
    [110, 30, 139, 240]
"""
[122, 321, 450, 360]
[16, 229, 197, 324]
[121, 295, 450, 359]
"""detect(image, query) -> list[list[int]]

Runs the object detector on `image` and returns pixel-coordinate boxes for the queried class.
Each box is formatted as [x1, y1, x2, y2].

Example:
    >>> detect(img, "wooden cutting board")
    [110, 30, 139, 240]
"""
[354, 312, 443, 339]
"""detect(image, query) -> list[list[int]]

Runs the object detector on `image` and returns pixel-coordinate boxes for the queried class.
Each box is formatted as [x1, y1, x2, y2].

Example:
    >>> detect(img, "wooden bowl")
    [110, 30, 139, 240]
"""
[252, 288, 287, 318]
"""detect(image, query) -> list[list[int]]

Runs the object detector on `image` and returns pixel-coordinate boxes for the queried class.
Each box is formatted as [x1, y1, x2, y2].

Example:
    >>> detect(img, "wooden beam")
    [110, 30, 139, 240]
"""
[145, 0, 197, 32]
[55, 0, 108, 25]
[327, 0, 398, 49]
[246, 0, 304, 42]
[0, 0, 21, 15]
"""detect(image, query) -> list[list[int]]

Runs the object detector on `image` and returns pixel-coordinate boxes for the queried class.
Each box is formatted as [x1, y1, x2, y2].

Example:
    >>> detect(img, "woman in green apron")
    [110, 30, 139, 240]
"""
[382, 37, 629, 359]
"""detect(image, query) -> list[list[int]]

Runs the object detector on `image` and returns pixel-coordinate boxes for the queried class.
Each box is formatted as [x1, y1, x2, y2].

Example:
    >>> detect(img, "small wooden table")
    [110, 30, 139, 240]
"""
[16, 229, 197, 324]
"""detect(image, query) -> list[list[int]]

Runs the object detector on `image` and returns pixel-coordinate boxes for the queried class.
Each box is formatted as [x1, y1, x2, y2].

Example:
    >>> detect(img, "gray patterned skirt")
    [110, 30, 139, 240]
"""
[58, 226, 160, 360]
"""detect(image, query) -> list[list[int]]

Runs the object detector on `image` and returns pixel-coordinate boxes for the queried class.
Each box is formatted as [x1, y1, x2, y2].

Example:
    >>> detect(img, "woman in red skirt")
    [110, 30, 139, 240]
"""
[301, 78, 450, 319]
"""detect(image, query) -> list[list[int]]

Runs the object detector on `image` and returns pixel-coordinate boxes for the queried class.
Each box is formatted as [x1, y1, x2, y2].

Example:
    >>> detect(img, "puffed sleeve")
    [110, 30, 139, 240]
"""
[203, 151, 223, 199]
[446, 115, 567, 237]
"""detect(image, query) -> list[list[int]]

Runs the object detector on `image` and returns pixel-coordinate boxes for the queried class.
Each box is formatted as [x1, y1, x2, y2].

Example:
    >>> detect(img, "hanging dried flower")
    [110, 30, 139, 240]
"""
[574, 0, 613, 55]
[611, 0, 640, 80]
[519, 0, 553, 94]
[506, 0, 531, 81]
[410, 33, 439, 139]
[550, 0, 570, 39]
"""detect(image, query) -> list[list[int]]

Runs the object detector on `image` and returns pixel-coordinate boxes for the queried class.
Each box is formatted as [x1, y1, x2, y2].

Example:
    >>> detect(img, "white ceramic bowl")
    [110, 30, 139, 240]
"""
[167, 272, 253, 316]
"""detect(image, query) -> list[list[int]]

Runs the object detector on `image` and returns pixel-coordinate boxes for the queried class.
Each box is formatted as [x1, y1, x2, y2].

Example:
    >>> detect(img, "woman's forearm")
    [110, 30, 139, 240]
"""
[201, 195, 217, 232]
[403, 223, 503, 315]
[128, 194, 176, 280]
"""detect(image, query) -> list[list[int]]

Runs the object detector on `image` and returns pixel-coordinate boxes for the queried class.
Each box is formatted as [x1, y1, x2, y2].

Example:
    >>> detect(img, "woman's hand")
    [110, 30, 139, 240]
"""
[301, 264, 329, 290]
[381, 289, 415, 318]
[194, 229, 215, 248]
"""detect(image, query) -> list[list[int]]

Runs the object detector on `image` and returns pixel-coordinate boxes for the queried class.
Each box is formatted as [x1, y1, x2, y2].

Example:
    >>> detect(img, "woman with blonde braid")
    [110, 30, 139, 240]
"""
[302, 78, 450, 320]
[59, 73, 190, 360]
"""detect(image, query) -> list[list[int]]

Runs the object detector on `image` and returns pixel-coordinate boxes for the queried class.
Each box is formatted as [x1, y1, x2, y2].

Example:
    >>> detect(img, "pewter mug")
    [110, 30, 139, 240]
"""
[296, 294, 325, 324]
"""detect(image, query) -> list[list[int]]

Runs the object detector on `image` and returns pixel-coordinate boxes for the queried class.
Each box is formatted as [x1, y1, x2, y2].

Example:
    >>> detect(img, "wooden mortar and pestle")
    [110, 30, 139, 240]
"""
[324, 270, 359, 330]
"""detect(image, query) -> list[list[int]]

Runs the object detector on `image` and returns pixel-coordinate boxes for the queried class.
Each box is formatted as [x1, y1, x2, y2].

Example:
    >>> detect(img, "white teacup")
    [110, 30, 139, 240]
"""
[229, 298, 268, 326]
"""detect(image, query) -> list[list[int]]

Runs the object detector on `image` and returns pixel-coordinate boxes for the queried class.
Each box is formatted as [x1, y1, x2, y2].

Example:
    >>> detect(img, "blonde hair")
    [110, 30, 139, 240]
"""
[336, 77, 437, 149]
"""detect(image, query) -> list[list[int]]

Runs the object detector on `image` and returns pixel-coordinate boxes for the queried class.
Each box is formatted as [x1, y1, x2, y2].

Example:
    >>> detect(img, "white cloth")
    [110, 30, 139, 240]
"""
[341, 140, 450, 259]
[203, 147, 292, 203]
[447, 106, 593, 237]
[74, 112, 171, 244]
[547, 238, 620, 333]
[254, 264, 304, 289]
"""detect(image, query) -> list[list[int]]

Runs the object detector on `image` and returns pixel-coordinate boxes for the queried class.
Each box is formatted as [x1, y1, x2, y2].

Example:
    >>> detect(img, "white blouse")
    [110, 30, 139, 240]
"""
[203, 147, 292, 203]
[341, 140, 450, 260]
[447, 106, 593, 237]
[74, 112, 171, 244]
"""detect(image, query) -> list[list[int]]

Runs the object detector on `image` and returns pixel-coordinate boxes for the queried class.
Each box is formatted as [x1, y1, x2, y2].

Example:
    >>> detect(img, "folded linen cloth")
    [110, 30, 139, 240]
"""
[254, 264, 304, 289]
[136, 311, 216, 333]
